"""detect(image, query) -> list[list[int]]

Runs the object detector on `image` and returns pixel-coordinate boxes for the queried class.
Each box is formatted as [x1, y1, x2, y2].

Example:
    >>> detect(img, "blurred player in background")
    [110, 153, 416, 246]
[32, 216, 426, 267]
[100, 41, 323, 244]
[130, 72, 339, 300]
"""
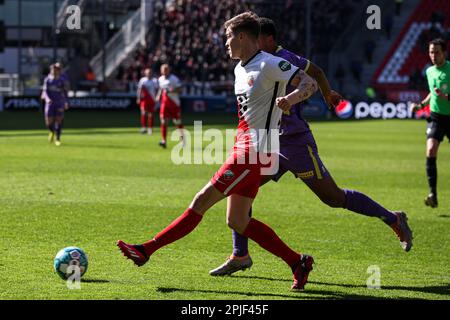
[156, 64, 184, 148]
[410, 38, 450, 208]
[117, 12, 320, 291]
[137, 68, 159, 135]
[41, 63, 69, 146]
[210, 17, 413, 277]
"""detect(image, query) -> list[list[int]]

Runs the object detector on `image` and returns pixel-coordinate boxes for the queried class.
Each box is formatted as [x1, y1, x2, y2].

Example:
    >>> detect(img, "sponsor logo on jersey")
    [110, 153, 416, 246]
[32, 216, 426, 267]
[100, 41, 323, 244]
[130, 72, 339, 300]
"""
[223, 170, 234, 180]
[247, 76, 255, 87]
[278, 60, 291, 71]
[297, 170, 314, 179]
[335, 100, 353, 119]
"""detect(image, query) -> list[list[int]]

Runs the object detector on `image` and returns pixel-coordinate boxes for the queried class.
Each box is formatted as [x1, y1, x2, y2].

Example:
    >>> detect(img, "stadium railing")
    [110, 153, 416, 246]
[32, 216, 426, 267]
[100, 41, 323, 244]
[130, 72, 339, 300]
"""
[89, 1, 152, 82]
[0, 74, 20, 96]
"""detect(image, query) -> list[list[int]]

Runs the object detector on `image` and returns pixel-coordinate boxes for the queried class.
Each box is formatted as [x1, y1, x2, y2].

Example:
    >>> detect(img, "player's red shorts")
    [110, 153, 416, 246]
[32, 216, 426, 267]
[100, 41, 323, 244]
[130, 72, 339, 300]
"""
[140, 99, 155, 113]
[211, 150, 263, 199]
[160, 98, 181, 120]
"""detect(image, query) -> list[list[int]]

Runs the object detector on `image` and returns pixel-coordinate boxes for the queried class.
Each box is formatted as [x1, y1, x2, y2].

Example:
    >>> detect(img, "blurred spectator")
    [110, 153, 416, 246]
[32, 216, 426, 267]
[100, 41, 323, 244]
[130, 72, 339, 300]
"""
[365, 86, 376, 102]
[85, 67, 96, 81]
[78, 66, 98, 92]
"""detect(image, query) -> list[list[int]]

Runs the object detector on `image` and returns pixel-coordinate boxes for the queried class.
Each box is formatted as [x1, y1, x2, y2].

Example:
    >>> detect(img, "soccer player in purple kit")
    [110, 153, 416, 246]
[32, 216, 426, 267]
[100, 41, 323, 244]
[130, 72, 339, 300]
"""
[209, 17, 414, 276]
[41, 63, 69, 146]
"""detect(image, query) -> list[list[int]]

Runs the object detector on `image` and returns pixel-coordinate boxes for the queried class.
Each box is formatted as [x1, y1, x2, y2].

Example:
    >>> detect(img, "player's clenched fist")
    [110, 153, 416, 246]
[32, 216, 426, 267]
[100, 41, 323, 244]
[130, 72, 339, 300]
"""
[325, 90, 344, 109]
[276, 96, 291, 112]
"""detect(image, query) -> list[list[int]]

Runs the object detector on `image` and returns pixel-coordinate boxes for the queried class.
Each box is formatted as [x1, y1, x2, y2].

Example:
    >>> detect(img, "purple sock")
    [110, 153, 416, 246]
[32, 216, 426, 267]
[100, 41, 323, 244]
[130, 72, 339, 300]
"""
[344, 189, 397, 225]
[232, 207, 252, 257]
[55, 123, 62, 140]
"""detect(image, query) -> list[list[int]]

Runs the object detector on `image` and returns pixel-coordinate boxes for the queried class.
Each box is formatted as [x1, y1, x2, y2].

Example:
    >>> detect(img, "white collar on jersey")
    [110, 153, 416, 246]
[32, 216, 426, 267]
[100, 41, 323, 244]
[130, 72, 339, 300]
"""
[241, 50, 262, 67]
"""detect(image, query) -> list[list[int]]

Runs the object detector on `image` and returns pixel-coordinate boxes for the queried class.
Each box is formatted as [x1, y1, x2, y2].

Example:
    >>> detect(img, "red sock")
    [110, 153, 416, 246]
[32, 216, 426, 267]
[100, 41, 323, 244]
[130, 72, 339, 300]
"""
[148, 114, 153, 129]
[243, 218, 300, 269]
[142, 208, 202, 256]
[161, 123, 167, 142]
[141, 114, 146, 128]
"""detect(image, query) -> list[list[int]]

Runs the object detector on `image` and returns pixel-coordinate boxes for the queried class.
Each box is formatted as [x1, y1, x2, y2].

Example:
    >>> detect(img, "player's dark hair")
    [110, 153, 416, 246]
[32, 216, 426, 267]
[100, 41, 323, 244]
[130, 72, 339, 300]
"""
[429, 38, 446, 52]
[224, 11, 260, 40]
[259, 17, 277, 40]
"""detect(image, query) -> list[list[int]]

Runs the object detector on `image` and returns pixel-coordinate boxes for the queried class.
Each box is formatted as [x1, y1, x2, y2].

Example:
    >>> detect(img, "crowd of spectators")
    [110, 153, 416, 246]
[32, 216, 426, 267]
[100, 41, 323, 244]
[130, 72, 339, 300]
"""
[115, 0, 361, 94]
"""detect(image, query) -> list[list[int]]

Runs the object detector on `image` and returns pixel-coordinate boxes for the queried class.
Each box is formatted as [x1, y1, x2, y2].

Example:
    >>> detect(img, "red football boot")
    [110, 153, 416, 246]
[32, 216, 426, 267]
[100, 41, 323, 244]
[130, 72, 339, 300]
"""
[117, 240, 149, 267]
[291, 254, 314, 291]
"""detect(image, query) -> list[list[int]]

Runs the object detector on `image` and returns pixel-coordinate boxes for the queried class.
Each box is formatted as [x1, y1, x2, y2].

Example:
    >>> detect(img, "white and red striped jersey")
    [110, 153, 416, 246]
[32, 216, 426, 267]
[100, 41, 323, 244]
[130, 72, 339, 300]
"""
[158, 74, 182, 106]
[233, 50, 299, 152]
[137, 77, 159, 101]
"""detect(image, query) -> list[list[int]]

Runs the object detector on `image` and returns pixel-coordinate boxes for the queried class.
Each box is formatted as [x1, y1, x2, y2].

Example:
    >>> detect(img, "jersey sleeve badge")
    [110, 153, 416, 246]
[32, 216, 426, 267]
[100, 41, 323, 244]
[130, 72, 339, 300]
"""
[278, 60, 292, 72]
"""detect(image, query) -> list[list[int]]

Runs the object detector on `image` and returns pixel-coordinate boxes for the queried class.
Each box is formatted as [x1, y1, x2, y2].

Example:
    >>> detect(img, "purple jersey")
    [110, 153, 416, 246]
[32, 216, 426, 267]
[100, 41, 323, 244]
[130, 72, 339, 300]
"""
[274, 46, 311, 136]
[42, 75, 67, 106]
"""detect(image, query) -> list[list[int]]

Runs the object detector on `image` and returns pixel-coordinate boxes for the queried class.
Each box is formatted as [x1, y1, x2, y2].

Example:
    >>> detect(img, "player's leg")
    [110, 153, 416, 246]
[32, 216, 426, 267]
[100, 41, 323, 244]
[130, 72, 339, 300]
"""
[173, 118, 185, 144]
[46, 115, 55, 143]
[117, 181, 225, 266]
[171, 106, 185, 145]
[45, 103, 56, 143]
[147, 111, 153, 135]
[159, 113, 169, 148]
[305, 175, 399, 224]
[425, 138, 440, 207]
[210, 174, 274, 276]
[54, 113, 64, 146]
[147, 100, 155, 134]
[301, 146, 412, 251]
[140, 108, 148, 133]
[228, 193, 314, 290]
[424, 116, 444, 208]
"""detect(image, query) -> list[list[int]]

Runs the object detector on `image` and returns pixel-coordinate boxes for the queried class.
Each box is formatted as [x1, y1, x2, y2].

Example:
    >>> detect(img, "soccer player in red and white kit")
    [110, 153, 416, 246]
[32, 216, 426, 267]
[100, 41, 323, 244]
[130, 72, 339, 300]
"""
[137, 68, 158, 135]
[117, 12, 318, 290]
[156, 64, 184, 148]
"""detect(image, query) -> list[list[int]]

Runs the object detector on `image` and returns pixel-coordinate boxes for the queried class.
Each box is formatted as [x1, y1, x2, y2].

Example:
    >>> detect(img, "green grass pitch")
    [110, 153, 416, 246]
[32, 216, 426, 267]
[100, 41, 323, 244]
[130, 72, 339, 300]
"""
[1, 111, 449, 300]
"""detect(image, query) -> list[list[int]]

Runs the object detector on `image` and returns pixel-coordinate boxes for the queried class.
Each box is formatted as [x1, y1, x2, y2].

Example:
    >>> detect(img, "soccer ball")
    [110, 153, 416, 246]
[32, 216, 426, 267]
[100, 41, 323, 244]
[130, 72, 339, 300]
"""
[53, 247, 88, 280]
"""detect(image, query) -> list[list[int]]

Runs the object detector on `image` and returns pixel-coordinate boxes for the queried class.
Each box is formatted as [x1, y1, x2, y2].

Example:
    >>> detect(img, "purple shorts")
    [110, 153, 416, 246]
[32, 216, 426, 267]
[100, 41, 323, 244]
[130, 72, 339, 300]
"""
[45, 102, 65, 118]
[273, 131, 329, 184]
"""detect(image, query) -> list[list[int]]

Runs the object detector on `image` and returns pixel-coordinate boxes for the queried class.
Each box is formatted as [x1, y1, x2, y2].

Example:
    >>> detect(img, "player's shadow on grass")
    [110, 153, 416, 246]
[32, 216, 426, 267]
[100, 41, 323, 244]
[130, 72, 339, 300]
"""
[0, 129, 140, 138]
[233, 276, 450, 298]
[156, 286, 415, 300]
[81, 278, 110, 284]
[438, 214, 450, 218]
[63, 142, 135, 150]
[309, 281, 450, 297]
[156, 286, 327, 300]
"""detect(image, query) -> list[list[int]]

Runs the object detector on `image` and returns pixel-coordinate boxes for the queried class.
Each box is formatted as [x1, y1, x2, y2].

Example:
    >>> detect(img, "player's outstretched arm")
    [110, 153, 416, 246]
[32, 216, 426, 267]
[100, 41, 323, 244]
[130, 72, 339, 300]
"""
[410, 92, 431, 112]
[306, 61, 343, 109]
[276, 70, 318, 112]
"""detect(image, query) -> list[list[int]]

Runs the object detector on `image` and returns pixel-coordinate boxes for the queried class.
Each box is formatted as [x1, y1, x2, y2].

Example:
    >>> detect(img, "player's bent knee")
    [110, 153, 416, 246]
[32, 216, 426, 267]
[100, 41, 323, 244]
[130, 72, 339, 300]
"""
[319, 192, 345, 208]
[190, 184, 223, 214]
[226, 218, 246, 234]
[427, 146, 438, 158]
[426, 139, 439, 157]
